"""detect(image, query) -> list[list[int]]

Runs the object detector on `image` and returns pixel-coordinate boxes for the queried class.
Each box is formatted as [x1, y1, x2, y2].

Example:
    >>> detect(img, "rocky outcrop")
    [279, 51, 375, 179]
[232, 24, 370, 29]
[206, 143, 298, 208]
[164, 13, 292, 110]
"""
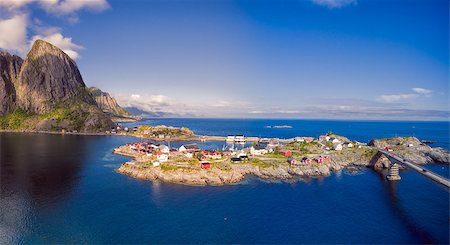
[117, 162, 335, 186]
[0, 52, 23, 115]
[368, 136, 449, 164]
[88, 87, 132, 117]
[0, 40, 114, 132]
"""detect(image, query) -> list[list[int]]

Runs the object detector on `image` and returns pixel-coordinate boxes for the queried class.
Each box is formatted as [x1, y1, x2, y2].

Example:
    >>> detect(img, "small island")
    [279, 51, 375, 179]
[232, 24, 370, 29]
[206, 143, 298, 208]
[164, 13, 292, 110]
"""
[114, 133, 450, 186]
[265, 125, 293, 129]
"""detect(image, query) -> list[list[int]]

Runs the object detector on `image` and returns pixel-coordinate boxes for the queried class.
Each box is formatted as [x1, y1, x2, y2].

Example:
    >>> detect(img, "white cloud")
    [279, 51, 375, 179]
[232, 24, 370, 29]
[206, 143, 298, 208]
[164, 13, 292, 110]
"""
[248, 110, 300, 115]
[311, 0, 357, 8]
[276, 110, 300, 114]
[0, 14, 28, 53]
[112, 92, 448, 120]
[0, 0, 34, 10]
[377, 93, 418, 103]
[30, 31, 83, 59]
[377, 87, 434, 103]
[412, 87, 433, 96]
[0, 0, 109, 14]
[39, 0, 110, 15]
[249, 110, 264, 114]
[0, 0, 109, 58]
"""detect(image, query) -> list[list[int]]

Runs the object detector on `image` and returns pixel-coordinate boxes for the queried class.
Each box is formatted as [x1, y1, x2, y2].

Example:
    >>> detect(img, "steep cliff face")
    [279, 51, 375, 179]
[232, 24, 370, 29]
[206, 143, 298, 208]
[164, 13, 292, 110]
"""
[0, 40, 114, 132]
[0, 53, 23, 115]
[88, 87, 131, 117]
[15, 40, 96, 113]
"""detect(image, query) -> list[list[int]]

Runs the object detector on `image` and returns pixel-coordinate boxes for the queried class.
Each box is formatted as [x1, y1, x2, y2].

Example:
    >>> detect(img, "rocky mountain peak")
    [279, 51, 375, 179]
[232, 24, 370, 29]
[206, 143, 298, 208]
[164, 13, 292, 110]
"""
[0, 40, 115, 132]
[27, 39, 68, 60]
[15, 39, 95, 113]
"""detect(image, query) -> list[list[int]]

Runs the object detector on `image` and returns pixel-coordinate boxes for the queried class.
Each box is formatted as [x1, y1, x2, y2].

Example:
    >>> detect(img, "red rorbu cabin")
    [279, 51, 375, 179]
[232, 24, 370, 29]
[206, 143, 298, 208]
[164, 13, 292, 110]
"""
[279, 150, 292, 157]
[201, 162, 211, 169]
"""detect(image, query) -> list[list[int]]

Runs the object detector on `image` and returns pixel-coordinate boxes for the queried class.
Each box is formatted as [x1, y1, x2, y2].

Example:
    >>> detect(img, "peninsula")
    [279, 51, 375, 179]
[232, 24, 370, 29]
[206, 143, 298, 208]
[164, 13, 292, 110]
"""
[114, 133, 450, 186]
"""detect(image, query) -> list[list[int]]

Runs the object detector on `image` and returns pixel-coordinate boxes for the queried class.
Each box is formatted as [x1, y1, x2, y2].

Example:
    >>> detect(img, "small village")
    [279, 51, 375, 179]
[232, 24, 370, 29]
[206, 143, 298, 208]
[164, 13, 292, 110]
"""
[114, 132, 372, 180]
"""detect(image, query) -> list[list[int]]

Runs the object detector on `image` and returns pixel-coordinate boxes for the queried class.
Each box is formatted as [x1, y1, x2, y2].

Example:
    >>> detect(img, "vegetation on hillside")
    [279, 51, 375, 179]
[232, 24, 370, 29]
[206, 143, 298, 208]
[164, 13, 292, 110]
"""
[0, 109, 32, 129]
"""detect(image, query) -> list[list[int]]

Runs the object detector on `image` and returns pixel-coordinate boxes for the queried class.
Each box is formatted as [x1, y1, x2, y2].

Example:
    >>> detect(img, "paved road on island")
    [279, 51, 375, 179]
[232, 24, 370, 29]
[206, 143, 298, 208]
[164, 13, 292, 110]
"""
[379, 149, 450, 189]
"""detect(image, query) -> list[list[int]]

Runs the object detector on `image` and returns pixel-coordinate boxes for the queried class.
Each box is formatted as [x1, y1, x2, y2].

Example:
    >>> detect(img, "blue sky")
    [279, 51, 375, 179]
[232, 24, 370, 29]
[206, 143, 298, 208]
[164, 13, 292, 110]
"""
[0, 0, 448, 120]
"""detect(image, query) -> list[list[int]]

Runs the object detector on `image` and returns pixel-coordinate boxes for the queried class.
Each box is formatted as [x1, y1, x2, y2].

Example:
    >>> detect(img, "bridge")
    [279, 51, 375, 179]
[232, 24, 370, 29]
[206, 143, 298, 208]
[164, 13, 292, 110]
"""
[379, 149, 450, 189]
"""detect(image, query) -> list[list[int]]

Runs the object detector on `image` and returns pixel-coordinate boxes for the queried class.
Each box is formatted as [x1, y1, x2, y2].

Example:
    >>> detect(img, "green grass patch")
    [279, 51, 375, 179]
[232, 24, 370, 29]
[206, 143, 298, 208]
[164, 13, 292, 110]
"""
[160, 164, 182, 171]
[39, 107, 71, 121]
[0, 109, 32, 129]
[363, 148, 378, 158]
[264, 152, 286, 159]
[249, 158, 273, 168]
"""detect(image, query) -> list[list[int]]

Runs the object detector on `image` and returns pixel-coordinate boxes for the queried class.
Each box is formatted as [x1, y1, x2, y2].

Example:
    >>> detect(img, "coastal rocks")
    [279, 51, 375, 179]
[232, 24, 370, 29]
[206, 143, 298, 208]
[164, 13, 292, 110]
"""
[368, 136, 421, 149]
[116, 157, 336, 186]
[370, 152, 391, 169]
[369, 136, 450, 164]
[117, 163, 246, 186]
[425, 148, 450, 164]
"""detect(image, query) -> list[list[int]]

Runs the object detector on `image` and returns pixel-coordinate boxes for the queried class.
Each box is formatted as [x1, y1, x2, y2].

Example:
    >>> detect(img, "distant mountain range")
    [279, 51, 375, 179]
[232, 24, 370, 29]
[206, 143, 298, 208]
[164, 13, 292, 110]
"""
[88, 87, 139, 121]
[123, 106, 196, 118]
[0, 40, 133, 132]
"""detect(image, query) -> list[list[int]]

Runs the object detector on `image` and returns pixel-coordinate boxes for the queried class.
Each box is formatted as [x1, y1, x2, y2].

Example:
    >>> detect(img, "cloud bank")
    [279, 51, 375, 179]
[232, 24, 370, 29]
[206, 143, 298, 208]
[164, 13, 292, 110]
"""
[113, 92, 448, 120]
[377, 87, 434, 103]
[0, 14, 28, 53]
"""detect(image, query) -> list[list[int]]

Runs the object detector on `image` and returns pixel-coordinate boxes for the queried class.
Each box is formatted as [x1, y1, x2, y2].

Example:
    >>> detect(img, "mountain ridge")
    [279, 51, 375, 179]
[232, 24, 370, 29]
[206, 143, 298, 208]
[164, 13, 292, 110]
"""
[88, 87, 138, 122]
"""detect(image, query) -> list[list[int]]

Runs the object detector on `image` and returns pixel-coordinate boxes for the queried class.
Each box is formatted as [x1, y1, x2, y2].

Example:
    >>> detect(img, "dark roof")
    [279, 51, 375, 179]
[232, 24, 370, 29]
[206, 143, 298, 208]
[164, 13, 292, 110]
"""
[183, 144, 200, 149]
[253, 145, 266, 150]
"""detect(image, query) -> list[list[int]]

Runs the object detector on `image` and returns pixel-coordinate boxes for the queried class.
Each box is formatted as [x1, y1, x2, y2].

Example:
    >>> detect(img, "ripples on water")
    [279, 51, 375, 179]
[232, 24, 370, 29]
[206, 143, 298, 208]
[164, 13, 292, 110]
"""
[0, 119, 449, 244]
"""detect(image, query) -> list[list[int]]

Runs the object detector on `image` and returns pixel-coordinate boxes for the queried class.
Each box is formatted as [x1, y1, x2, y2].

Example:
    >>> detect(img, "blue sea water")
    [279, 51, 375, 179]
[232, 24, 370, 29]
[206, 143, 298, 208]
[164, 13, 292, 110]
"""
[125, 118, 450, 149]
[1, 119, 449, 244]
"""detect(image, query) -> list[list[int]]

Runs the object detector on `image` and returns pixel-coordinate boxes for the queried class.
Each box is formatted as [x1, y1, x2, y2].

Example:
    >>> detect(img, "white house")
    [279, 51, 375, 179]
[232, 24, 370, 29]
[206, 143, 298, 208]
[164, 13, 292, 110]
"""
[152, 161, 161, 167]
[334, 143, 343, 151]
[157, 152, 169, 162]
[331, 138, 341, 144]
[179, 144, 200, 153]
[346, 142, 354, 148]
[250, 145, 268, 156]
[294, 137, 305, 142]
[184, 152, 193, 158]
[237, 150, 247, 158]
[159, 145, 170, 153]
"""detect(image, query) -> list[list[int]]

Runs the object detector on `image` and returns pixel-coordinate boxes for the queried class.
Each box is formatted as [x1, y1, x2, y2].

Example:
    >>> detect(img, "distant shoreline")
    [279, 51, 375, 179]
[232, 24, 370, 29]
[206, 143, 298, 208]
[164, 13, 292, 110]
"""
[0, 129, 270, 142]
